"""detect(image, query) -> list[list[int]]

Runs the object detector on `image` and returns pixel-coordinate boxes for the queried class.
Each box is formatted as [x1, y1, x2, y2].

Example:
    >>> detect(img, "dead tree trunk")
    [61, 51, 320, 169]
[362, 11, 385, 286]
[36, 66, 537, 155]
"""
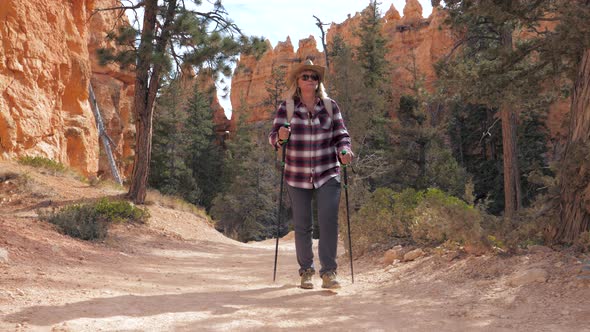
[88, 84, 122, 185]
[313, 15, 330, 70]
[556, 49, 590, 243]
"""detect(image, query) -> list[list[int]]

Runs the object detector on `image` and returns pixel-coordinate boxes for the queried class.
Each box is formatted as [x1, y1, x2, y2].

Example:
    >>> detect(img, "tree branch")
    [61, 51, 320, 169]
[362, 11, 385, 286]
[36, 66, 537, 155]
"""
[89, 0, 143, 25]
[93, 1, 144, 13]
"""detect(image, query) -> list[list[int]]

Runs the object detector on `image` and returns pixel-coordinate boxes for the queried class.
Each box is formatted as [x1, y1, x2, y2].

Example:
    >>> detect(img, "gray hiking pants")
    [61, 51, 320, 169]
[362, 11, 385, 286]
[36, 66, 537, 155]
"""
[287, 177, 341, 276]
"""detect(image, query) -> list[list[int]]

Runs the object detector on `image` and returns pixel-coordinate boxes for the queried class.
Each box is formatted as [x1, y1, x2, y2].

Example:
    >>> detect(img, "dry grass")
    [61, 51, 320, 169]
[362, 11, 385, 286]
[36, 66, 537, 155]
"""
[145, 189, 213, 226]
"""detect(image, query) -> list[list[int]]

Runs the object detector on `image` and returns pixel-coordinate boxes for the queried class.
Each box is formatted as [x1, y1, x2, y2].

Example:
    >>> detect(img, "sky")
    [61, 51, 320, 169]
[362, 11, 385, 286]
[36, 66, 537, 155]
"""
[221, 0, 433, 48]
[212, 0, 434, 115]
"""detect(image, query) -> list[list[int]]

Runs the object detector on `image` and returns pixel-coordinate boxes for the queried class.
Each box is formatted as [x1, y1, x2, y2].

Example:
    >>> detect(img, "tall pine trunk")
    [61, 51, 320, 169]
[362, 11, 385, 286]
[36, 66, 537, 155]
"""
[556, 49, 590, 243]
[500, 26, 522, 220]
[127, 0, 157, 204]
[501, 103, 522, 219]
[127, 0, 176, 204]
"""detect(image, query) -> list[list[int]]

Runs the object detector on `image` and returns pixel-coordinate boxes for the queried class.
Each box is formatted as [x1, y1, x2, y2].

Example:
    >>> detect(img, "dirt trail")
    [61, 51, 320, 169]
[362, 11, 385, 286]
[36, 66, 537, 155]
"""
[0, 161, 589, 331]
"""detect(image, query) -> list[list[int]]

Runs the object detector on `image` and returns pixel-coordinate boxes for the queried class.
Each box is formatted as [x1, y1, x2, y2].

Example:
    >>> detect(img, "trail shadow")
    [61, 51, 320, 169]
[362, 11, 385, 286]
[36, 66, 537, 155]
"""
[3, 284, 336, 326]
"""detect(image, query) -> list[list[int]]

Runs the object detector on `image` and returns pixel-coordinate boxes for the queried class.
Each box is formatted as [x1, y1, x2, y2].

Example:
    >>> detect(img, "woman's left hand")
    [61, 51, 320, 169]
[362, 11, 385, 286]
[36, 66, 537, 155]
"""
[340, 150, 353, 165]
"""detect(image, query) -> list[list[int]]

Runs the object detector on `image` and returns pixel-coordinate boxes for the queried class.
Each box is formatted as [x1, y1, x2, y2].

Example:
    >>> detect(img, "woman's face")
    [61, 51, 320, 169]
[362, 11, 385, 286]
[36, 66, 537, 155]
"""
[297, 70, 320, 93]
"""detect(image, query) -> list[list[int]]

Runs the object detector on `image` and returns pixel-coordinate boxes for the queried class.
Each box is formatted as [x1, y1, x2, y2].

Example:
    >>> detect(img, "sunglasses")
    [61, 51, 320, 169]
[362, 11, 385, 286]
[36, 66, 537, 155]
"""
[299, 74, 320, 81]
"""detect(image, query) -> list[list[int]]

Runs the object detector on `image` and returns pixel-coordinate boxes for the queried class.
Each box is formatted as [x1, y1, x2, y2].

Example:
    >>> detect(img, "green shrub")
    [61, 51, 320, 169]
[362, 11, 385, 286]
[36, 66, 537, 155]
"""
[41, 198, 149, 241]
[411, 188, 485, 247]
[43, 204, 109, 240]
[345, 187, 491, 255]
[18, 156, 67, 173]
[348, 188, 396, 255]
[94, 198, 149, 223]
[346, 187, 424, 255]
[499, 194, 558, 249]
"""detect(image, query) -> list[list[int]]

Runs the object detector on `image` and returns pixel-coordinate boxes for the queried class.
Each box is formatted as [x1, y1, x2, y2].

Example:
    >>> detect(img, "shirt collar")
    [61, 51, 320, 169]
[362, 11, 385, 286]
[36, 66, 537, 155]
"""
[295, 96, 320, 108]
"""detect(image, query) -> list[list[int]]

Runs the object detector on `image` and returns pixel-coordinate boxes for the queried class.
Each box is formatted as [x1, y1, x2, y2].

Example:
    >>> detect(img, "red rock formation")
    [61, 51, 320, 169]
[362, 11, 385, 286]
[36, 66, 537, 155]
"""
[0, 0, 98, 174]
[230, 0, 454, 125]
[230, 36, 327, 127]
[229, 0, 569, 145]
[88, 0, 136, 178]
[0, 0, 572, 178]
[0, 0, 135, 177]
[327, 0, 454, 98]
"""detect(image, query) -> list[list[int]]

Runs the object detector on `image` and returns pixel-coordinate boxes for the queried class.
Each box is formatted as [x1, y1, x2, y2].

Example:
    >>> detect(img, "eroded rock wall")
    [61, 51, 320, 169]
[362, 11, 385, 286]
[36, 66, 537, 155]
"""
[230, 37, 326, 126]
[229, 0, 455, 126]
[230, 0, 569, 146]
[0, 0, 135, 177]
[88, 0, 136, 178]
[0, 0, 98, 173]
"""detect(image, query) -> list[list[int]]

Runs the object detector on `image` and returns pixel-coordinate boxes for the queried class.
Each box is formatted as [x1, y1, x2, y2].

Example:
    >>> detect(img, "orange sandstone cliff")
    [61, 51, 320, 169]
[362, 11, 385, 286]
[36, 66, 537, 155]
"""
[1, 0, 97, 173]
[0, 0, 571, 178]
[230, 36, 327, 125]
[230, 0, 455, 125]
[228, 0, 567, 143]
[0, 0, 135, 177]
[87, 0, 137, 178]
[0, 0, 232, 178]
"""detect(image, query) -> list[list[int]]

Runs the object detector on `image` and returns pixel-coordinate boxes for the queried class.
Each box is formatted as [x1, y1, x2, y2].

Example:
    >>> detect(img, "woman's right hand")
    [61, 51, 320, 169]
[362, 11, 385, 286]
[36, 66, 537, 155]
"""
[278, 126, 291, 141]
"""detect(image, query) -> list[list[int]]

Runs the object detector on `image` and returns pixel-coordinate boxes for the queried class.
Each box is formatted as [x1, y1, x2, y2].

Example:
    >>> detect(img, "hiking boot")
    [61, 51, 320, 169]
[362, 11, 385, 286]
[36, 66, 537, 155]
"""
[300, 268, 314, 289]
[321, 271, 341, 289]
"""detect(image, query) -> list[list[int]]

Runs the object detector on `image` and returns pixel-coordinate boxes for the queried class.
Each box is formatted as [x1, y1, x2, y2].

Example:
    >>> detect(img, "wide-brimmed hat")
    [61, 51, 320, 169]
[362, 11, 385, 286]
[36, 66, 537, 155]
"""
[287, 59, 326, 87]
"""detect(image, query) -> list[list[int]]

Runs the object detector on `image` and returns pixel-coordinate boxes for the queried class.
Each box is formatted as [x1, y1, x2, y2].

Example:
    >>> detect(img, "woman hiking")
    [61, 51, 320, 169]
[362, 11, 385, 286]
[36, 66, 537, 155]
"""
[268, 59, 353, 289]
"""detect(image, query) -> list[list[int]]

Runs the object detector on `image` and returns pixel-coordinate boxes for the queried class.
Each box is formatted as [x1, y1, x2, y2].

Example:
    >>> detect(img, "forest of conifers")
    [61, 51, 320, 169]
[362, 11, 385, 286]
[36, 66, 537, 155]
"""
[102, 0, 590, 253]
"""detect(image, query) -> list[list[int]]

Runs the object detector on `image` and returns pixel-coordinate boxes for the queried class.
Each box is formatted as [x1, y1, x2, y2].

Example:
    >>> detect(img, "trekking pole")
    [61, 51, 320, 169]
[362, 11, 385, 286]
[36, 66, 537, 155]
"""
[341, 150, 354, 283]
[273, 123, 290, 282]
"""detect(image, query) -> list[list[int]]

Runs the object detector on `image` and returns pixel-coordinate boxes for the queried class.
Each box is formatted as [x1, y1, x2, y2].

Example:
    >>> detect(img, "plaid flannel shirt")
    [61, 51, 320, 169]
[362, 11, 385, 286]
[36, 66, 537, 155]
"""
[268, 97, 352, 189]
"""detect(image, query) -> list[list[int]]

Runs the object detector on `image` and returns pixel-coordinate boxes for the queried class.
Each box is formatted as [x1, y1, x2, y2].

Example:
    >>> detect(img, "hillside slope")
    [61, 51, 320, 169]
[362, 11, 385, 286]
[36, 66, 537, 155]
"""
[0, 161, 589, 331]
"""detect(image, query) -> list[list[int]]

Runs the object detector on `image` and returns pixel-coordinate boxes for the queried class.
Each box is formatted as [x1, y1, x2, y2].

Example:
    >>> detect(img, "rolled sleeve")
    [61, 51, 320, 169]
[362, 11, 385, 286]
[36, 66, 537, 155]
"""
[269, 102, 288, 149]
[331, 101, 352, 152]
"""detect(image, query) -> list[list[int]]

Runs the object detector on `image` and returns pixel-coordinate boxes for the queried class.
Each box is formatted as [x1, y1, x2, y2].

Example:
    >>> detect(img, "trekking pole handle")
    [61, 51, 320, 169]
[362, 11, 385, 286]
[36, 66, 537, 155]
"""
[340, 150, 350, 167]
[279, 123, 291, 145]
[340, 150, 349, 188]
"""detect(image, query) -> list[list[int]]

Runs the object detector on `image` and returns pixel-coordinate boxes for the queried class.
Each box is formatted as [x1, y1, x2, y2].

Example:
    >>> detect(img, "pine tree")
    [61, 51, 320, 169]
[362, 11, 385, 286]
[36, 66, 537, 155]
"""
[210, 117, 279, 242]
[150, 75, 227, 210]
[355, 0, 389, 90]
[150, 77, 201, 202]
[440, 1, 590, 238]
[327, 3, 397, 209]
[355, 1, 397, 176]
[97, 0, 266, 203]
[448, 104, 504, 213]
[329, 34, 377, 210]
[184, 82, 225, 210]
[265, 64, 288, 110]
[551, 1, 590, 243]
[437, 0, 560, 218]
